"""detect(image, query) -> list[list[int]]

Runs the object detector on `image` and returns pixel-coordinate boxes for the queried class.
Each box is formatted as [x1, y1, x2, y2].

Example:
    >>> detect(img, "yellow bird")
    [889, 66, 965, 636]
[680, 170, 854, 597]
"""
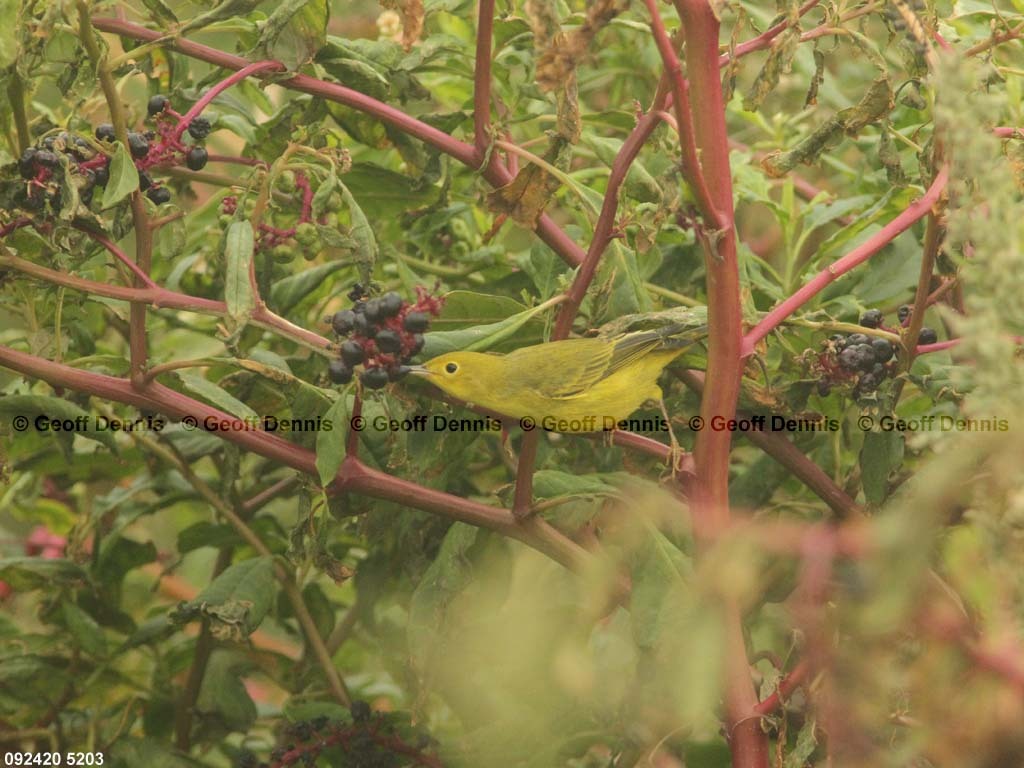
[410, 324, 706, 436]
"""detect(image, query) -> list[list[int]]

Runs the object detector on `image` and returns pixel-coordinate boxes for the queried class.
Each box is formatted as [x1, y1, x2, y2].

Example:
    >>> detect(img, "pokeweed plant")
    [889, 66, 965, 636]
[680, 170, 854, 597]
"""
[1, 1, 1023, 767]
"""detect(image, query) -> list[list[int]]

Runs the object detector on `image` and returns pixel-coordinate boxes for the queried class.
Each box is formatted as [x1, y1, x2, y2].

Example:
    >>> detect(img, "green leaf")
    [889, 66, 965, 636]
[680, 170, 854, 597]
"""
[423, 296, 555, 356]
[340, 162, 435, 217]
[62, 600, 107, 657]
[101, 142, 140, 209]
[0, 0, 18, 68]
[172, 557, 276, 640]
[224, 221, 255, 332]
[139, 0, 178, 25]
[256, 0, 329, 71]
[337, 181, 377, 285]
[318, 56, 391, 100]
[0, 395, 117, 451]
[269, 259, 347, 314]
[860, 429, 903, 505]
[630, 528, 693, 649]
[784, 716, 819, 767]
[176, 372, 258, 420]
[408, 523, 480, 672]
[195, 651, 258, 732]
[316, 395, 348, 485]
[0, 557, 86, 591]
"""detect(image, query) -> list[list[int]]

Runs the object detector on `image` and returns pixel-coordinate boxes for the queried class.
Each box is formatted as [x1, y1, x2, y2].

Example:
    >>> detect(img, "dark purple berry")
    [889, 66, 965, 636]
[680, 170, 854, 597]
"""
[897, 304, 911, 324]
[147, 186, 171, 204]
[138, 171, 153, 191]
[94, 165, 109, 186]
[187, 116, 211, 140]
[352, 312, 375, 338]
[185, 146, 208, 171]
[362, 299, 382, 322]
[839, 344, 874, 372]
[375, 329, 402, 353]
[339, 340, 365, 366]
[95, 123, 115, 141]
[409, 333, 425, 356]
[331, 309, 356, 336]
[18, 148, 38, 179]
[127, 132, 150, 158]
[328, 359, 353, 384]
[918, 327, 937, 345]
[403, 311, 430, 334]
[816, 381, 831, 397]
[360, 367, 389, 389]
[35, 150, 59, 168]
[379, 292, 403, 317]
[858, 373, 882, 392]
[847, 333, 870, 346]
[871, 338, 894, 362]
[347, 283, 366, 302]
[859, 309, 883, 328]
[147, 94, 169, 117]
[388, 365, 411, 381]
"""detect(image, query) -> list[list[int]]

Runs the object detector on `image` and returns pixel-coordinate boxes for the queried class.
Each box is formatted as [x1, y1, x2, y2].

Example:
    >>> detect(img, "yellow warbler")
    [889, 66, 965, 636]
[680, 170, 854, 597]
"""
[410, 324, 706, 432]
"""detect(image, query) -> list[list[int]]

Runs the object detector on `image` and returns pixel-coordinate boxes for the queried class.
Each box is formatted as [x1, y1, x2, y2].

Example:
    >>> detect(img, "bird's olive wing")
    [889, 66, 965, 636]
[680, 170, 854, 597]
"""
[506, 332, 665, 400]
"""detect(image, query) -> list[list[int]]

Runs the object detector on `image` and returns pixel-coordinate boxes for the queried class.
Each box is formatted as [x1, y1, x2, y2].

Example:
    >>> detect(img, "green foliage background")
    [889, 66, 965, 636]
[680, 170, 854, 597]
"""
[1, 0, 1024, 766]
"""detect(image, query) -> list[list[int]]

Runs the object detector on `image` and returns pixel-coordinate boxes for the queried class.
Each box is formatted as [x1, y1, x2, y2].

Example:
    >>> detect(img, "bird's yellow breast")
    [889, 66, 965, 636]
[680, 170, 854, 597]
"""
[420, 345, 683, 432]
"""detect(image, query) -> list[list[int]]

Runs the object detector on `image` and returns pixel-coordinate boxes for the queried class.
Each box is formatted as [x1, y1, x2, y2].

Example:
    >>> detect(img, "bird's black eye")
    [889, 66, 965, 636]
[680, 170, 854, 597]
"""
[445, 362, 458, 374]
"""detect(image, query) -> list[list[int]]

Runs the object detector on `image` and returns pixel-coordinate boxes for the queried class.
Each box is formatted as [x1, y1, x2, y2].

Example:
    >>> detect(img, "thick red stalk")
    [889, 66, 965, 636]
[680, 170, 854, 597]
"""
[0, 345, 590, 574]
[743, 166, 949, 357]
[672, 1, 765, 765]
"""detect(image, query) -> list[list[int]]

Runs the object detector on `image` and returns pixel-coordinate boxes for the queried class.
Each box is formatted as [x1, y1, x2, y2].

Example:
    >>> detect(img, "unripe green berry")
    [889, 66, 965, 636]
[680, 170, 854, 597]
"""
[295, 222, 319, 247]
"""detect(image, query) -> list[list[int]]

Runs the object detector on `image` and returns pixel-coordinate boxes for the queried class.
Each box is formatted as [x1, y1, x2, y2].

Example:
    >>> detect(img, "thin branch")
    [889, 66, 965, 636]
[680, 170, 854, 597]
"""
[742, 166, 950, 357]
[77, 1, 152, 387]
[172, 61, 284, 141]
[642, 0, 722, 229]
[474, 0, 496, 165]
[718, 0, 824, 68]
[0, 251, 334, 355]
[125, 427, 352, 709]
[89, 16, 587, 269]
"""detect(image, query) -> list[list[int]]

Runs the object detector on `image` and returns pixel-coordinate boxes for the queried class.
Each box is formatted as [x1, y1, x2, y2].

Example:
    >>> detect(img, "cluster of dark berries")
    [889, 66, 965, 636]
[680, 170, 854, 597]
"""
[94, 94, 212, 205]
[14, 132, 110, 212]
[327, 285, 443, 389]
[864, 305, 938, 345]
[815, 306, 940, 396]
[827, 331, 895, 394]
[236, 701, 438, 768]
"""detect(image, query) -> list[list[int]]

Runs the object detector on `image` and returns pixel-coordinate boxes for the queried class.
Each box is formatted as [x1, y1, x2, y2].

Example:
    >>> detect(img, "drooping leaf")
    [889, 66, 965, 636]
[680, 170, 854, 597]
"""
[176, 372, 258, 421]
[316, 395, 348, 485]
[860, 429, 904, 506]
[171, 557, 276, 640]
[0, 395, 117, 450]
[101, 142, 140, 209]
[224, 220, 255, 334]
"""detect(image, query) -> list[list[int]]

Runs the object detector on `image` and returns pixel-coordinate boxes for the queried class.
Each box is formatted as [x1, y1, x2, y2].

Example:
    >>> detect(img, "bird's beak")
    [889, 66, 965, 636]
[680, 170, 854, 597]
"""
[406, 365, 431, 377]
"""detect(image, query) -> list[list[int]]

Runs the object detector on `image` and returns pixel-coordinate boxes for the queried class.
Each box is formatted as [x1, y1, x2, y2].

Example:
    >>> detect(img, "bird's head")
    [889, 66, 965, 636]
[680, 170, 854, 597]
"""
[408, 352, 492, 402]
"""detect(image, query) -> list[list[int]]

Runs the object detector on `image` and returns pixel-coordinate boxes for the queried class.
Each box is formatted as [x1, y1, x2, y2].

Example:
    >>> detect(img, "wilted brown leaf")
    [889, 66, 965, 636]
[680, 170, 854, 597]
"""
[381, 0, 424, 50]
